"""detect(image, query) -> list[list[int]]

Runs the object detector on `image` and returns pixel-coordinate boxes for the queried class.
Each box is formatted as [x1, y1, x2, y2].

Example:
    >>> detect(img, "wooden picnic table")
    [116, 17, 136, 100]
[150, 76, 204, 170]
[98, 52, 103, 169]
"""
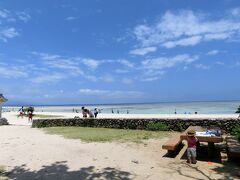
[180, 126, 223, 143]
[180, 126, 224, 157]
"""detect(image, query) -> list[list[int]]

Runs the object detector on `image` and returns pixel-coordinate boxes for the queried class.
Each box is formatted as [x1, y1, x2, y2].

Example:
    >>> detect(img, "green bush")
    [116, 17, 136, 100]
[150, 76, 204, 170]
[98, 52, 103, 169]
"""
[176, 122, 185, 132]
[24, 106, 34, 113]
[146, 122, 169, 131]
[231, 126, 240, 141]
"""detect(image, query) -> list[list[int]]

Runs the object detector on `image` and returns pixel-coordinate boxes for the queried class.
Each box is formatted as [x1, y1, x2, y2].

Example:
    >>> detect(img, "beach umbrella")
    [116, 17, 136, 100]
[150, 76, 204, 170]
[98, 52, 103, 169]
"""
[0, 94, 7, 118]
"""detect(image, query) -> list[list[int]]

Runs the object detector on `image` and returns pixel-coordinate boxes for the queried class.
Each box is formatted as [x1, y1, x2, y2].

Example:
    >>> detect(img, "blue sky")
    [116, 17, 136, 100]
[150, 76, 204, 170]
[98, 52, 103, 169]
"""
[0, 0, 240, 105]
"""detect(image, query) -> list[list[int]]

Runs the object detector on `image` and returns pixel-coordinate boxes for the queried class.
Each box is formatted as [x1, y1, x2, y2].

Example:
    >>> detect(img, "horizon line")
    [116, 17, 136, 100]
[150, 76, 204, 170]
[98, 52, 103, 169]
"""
[4, 99, 240, 107]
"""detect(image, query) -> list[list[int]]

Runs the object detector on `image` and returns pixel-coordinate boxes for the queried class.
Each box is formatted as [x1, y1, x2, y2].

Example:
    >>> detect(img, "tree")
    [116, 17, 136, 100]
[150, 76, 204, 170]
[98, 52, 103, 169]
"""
[236, 105, 240, 113]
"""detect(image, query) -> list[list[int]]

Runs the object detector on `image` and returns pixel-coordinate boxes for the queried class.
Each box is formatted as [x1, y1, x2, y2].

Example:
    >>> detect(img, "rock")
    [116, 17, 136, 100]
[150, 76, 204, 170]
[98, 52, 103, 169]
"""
[131, 160, 139, 164]
[0, 118, 8, 125]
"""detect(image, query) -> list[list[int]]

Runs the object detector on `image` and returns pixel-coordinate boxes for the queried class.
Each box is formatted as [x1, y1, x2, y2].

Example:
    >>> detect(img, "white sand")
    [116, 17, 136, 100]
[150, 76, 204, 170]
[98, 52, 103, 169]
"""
[0, 112, 239, 179]
[4, 111, 239, 120]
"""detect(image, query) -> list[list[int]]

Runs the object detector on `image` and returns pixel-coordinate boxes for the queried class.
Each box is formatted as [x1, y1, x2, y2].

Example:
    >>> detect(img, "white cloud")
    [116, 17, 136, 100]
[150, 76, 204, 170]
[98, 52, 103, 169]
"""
[117, 59, 134, 68]
[85, 75, 98, 81]
[33, 52, 84, 76]
[115, 69, 129, 74]
[141, 76, 159, 82]
[204, 33, 231, 41]
[0, 9, 9, 18]
[0, 9, 31, 42]
[0, 65, 28, 78]
[230, 7, 240, 16]
[129, 46, 157, 56]
[0, 9, 31, 22]
[216, 61, 225, 65]
[100, 74, 115, 82]
[0, 28, 19, 42]
[16, 12, 31, 22]
[78, 89, 144, 98]
[133, 10, 240, 48]
[142, 54, 199, 70]
[78, 89, 109, 95]
[32, 73, 65, 83]
[81, 58, 101, 70]
[207, 50, 219, 55]
[122, 78, 133, 84]
[162, 36, 202, 48]
[65, 16, 78, 21]
[195, 64, 210, 70]
[139, 70, 165, 82]
[32, 52, 136, 83]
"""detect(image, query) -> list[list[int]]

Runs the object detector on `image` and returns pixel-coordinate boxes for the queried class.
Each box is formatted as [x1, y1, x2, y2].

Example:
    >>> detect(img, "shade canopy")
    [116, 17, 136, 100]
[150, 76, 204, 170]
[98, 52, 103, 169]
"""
[0, 94, 7, 102]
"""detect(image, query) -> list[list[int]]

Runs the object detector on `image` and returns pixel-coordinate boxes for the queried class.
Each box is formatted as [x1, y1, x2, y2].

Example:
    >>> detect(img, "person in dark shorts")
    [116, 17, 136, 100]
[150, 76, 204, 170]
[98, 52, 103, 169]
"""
[94, 108, 98, 118]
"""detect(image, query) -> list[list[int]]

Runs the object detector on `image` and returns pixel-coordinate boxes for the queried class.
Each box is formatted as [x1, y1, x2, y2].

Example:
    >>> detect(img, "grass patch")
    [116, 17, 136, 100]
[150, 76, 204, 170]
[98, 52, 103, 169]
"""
[33, 114, 64, 118]
[44, 127, 169, 143]
[146, 122, 169, 131]
[16, 114, 64, 118]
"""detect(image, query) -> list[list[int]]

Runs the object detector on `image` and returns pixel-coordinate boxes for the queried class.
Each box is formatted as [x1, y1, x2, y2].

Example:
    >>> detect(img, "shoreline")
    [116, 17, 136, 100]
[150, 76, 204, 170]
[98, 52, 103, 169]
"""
[3, 111, 239, 120]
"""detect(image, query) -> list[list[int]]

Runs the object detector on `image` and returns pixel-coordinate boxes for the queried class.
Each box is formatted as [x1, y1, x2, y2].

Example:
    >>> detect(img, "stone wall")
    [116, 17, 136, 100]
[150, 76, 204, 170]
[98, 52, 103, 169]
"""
[32, 117, 240, 133]
[0, 118, 8, 125]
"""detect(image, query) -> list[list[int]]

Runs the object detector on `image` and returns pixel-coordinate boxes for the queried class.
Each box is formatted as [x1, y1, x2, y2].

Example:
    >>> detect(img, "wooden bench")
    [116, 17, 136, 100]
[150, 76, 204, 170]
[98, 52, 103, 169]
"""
[226, 136, 240, 159]
[162, 134, 182, 154]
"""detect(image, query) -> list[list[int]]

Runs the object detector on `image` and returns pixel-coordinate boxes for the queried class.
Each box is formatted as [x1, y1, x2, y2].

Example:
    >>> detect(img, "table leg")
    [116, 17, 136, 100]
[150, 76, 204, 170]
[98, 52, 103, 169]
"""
[208, 142, 215, 157]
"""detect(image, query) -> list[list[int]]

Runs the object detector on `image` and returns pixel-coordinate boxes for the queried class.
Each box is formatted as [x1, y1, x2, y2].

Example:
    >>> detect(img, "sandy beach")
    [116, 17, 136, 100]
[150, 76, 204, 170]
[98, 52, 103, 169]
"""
[0, 112, 239, 179]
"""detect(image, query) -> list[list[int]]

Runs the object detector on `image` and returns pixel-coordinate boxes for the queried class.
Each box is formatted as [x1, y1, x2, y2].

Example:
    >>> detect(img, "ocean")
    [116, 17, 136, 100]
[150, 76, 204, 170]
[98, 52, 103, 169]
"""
[4, 101, 240, 114]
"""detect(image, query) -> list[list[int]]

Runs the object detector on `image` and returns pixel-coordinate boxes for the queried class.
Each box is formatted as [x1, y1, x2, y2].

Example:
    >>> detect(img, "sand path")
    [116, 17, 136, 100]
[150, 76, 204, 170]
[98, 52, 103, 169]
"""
[0, 112, 238, 180]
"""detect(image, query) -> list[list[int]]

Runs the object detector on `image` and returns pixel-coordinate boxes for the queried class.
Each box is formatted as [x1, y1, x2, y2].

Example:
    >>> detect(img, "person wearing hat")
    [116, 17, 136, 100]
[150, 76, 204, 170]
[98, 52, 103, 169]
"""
[186, 129, 198, 164]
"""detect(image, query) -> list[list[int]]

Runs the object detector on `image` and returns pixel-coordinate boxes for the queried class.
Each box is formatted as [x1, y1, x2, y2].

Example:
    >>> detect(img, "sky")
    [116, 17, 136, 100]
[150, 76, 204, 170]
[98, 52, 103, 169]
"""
[0, 0, 240, 105]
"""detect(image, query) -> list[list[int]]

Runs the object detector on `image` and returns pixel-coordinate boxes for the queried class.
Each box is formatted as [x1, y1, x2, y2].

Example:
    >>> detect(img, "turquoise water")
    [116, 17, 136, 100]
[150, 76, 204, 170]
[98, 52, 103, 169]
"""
[4, 101, 240, 114]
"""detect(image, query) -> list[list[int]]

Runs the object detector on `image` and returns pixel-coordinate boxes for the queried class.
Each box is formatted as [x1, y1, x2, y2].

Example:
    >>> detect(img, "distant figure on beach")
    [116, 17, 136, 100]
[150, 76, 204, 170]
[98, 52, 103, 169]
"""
[18, 106, 24, 118]
[28, 111, 33, 123]
[88, 109, 94, 118]
[195, 112, 198, 114]
[127, 110, 129, 114]
[94, 108, 98, 118]
[174, 108, 177, 114]
[117, 110, 119, 114]
[81, 107, 88, 118]
[112, 109, 114, 113]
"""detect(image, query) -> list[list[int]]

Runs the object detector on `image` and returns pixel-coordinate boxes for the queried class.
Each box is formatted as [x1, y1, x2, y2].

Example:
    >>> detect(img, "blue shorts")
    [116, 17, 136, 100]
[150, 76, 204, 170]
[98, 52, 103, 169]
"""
[187, 147, 196, 158]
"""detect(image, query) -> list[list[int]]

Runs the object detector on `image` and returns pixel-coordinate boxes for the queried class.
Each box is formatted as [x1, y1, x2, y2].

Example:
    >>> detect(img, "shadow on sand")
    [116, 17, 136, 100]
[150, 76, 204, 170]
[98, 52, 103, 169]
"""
[7, 161, 132, 180]
[164, 161, 239, 180]
[162, 143, 240, 179]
